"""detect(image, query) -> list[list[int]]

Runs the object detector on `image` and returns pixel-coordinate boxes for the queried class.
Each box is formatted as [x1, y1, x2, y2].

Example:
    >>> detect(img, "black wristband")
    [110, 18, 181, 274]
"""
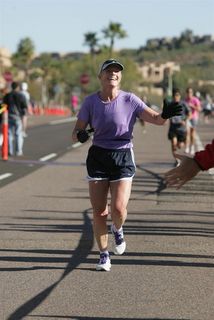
[77, 130, 89, 143]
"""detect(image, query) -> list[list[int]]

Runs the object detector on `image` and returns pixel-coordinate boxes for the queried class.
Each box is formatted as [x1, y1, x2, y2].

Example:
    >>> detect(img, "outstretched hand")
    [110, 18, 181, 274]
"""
[164, 153, 201, 189]
[161, 99, 183, 119]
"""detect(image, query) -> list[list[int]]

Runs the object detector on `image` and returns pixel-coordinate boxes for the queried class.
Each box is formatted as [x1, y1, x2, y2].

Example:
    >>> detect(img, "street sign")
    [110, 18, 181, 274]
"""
[3, 71, 13, 82]
[80, 73, 89, 85]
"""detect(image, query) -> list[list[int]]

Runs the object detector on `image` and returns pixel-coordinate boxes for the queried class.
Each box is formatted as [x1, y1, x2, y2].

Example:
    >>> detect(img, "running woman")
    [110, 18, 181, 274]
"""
[72, 59, 182, 271]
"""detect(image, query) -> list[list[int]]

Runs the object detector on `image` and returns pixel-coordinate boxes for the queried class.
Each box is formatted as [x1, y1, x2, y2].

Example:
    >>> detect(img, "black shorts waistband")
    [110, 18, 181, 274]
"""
[90, 145, 131, 153]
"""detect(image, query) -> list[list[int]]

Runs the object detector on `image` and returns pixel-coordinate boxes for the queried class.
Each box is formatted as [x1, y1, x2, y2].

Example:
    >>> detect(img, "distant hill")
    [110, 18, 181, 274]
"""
[120, 32, 214, 96]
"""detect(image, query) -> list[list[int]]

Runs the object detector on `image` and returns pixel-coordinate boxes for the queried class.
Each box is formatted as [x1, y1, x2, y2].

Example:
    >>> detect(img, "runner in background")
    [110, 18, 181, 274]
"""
[167, 88, 191, 166]
[184, 87, 201, 155]
[202, 94, 213, 124]
[71, 94, 79, 116]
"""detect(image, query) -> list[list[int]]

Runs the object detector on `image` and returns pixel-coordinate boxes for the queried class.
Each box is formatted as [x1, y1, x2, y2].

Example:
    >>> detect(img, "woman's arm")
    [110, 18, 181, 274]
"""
[139, 106, 166, 125]
[139, 99, 183, 125]
[72, 119, 88, 142]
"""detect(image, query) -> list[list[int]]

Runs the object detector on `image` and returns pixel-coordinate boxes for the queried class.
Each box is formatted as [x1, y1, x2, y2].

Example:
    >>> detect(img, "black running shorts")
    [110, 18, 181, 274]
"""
[86, 145, 136, 182]
[168, 124, 187, 143]
[168, 129, 187, 142]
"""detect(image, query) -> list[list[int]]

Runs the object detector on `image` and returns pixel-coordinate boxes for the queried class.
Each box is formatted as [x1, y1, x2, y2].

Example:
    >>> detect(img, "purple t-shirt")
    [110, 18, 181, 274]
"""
[77, 90, 146, 149]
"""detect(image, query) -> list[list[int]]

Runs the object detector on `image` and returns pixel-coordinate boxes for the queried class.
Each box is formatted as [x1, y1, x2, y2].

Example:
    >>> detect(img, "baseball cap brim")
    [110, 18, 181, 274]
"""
[99, 59, 124, 74]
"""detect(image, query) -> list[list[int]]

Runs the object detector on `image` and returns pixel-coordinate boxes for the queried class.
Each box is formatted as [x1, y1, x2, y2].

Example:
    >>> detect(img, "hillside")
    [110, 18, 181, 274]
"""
[121, 42, 214, 97]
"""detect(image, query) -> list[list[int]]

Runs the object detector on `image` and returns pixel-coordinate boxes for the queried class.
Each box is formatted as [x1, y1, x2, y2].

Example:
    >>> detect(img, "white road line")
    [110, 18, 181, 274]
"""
[0, 173, 12, 180]
[49, 117, 77, 125]
[39, 153, 57, 162]
[72, 142, 82, 148]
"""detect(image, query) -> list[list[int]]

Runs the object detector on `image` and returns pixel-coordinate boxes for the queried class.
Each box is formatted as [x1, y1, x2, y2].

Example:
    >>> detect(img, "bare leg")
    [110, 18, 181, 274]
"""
[178, 141, 184, 149]
[185, 122, 191, 153]
[171, 136, 178, 160]
[190, 127, 195, 146]
[110, 179, 132, 229]
[22, 115, 28, 136]
[190, 127, 196, 154]
[89, 180, 109, 252]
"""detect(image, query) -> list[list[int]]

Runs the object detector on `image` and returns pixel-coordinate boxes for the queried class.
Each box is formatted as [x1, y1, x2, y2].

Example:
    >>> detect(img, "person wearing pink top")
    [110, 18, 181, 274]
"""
[185, 87, 201, 155]
[71, 94, 79, 115]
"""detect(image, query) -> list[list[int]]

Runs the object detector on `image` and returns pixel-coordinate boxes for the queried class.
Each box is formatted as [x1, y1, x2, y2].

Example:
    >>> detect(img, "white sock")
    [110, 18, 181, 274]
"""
[112, 224, 123, 235]
[100, 250, 109, 256]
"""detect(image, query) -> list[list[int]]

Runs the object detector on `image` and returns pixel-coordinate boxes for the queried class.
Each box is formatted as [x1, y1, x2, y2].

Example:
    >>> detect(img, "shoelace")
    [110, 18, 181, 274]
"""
[113, 231, 123, 245]
[100, 253, 109, 264]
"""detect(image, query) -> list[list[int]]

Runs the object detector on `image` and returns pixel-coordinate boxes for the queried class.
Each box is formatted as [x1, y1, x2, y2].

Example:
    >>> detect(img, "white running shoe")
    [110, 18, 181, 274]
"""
[96, 253, 111, 271]
[111, 224, 126, 255]
[190, 145, 195, 155]
[185, 146, 190, 154]
[22, 132, 28, 138]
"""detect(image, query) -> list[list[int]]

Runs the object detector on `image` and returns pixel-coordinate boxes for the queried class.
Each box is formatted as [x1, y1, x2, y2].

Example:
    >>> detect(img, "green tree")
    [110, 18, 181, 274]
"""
[180, 29, 194, 42]
[12, 37, 35, 80]
[31, 53, 62, 106]
[102, 22, 127, 56]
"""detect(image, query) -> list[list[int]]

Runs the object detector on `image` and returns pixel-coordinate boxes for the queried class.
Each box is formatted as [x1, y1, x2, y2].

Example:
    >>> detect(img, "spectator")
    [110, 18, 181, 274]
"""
[20, 82, 31, 137]
[3, 82, 27, 156]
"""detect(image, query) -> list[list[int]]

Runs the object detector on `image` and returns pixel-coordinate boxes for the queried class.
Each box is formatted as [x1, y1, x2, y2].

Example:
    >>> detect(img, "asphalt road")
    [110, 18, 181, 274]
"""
[0, 116, 78, 187]
[0, 114, 213, 320]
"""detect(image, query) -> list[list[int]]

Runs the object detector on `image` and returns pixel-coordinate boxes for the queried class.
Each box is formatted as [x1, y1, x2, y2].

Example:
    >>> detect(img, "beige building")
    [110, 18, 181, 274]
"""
[0, 47, 12, 88]
[137, 61, 180, 96]
[138, 61, 180, 84]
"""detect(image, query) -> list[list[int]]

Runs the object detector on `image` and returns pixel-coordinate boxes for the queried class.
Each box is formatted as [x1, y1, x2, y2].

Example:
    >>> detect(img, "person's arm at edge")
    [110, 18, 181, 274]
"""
[164, 139, 214, 189]
[194, 139, 214, 170]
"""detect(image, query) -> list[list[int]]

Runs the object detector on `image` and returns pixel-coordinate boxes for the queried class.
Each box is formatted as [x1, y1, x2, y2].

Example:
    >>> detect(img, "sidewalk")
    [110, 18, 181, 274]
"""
[0, 117, 213, 320]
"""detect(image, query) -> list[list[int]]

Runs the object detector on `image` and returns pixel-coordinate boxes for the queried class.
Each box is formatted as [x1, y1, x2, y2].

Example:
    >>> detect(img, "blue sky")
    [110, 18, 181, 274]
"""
[0, 0, 213, 54]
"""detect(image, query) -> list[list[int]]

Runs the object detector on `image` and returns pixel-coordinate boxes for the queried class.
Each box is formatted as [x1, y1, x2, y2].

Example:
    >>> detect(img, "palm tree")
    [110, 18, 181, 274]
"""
[102, 22, 127, 56]
[84, 32, 99, 56]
